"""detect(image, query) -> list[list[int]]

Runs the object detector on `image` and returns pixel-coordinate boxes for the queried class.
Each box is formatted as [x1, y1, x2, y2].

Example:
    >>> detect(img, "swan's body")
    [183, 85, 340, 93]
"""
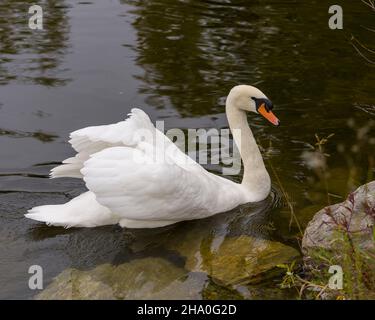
[25, 85, 279, 228]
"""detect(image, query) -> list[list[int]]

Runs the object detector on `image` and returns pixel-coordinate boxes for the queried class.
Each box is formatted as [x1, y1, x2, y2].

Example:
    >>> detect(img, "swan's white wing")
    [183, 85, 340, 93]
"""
[50, 108, 157, 178]
[81, 146, 224, 222]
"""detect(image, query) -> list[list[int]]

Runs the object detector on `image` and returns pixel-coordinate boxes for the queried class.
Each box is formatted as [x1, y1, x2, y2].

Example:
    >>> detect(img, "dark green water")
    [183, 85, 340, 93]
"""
[0, 0, 374, 299]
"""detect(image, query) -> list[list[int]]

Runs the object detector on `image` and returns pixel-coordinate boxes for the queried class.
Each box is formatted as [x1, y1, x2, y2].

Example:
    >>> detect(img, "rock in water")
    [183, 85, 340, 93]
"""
[301, 181, 375, 298]
[302, 181, 375, 256]
[36, 204, 301, 299]
[37, 257, 205, 300]
[203, 236, 300, 286]
[166, 231, 300, 286]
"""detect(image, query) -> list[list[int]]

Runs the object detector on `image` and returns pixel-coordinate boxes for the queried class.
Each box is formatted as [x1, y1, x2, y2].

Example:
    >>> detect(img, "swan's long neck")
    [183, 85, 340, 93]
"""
[226, 100, 271, 200]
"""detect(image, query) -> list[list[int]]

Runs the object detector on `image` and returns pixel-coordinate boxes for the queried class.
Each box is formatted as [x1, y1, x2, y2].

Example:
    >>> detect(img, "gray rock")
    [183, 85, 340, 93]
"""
[302, 181, 375, 259]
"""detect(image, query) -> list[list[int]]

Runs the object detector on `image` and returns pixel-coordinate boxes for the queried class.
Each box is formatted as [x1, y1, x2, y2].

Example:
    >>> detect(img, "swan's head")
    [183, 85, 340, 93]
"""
[227, 85, 280, 126]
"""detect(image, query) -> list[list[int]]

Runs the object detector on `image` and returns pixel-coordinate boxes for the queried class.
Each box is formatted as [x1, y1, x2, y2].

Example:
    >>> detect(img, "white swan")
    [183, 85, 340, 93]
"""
[25, 85, 280, 228]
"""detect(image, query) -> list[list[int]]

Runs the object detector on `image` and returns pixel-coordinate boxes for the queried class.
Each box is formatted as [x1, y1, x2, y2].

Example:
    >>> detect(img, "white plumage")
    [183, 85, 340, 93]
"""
[25, 85, 279, 228]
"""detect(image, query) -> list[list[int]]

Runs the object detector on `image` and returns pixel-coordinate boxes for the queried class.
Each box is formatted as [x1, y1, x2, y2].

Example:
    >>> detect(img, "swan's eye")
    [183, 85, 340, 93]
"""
[266, 100, 274, 111]
[252, 97, 274, 112]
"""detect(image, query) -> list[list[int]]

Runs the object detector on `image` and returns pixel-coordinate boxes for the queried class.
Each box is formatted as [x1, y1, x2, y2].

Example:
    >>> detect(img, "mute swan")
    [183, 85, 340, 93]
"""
[25, 85, 280, 228]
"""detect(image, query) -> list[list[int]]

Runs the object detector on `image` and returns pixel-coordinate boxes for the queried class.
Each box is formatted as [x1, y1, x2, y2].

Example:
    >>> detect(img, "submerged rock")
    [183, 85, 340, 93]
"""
[201, 236, 300, 286]
[160, 205, 300, 287]
[36, 199, 300, 299]
[37, 257, 205, 300]
[38, 236, 299, 299]
[302, 181, 375, 256]
[166, 229, 300, 286]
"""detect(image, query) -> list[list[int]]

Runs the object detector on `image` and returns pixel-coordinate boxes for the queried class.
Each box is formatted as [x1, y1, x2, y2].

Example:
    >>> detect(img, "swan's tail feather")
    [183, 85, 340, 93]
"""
[26, 205, 73, 228]
[50, 163, 82, 179]
[25, 192, 119, 228]
[50, 156, 85, 179]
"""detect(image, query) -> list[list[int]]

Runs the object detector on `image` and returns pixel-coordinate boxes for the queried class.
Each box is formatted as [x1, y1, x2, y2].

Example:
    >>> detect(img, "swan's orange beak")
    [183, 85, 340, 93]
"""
[258, 103, 280, 126]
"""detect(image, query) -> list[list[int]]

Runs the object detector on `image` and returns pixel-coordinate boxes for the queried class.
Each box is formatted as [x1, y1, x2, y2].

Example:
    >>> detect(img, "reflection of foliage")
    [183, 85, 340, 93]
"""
[0, 128, 58, 142]
[122, 0, 268, 115]
[0, 0, 71, 86]
[123, 0, 375, 123]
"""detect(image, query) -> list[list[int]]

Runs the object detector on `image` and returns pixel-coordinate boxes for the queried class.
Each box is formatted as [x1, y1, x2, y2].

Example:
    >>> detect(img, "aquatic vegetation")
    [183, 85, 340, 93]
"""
[275, 128, 375, 299]
[278, 182, 375, 300]
[355, 103, 375, 116]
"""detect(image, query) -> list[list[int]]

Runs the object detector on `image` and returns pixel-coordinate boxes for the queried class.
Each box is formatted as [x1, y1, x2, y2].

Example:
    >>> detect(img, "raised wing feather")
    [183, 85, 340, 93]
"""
[50, 108, 156, 178]
[81, 146, 218, 222]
